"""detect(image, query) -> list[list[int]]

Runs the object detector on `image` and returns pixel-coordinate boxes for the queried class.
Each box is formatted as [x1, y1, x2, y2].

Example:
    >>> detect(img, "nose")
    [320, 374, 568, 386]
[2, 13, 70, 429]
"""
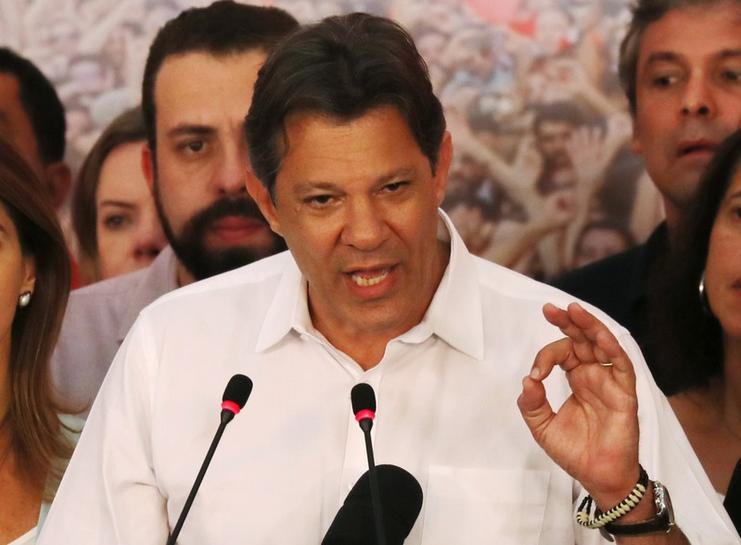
[681, 75, 715, 118]
[133, 209, 167, 263]
[212, 138, 249, 196]
[340, 198, 389, 252]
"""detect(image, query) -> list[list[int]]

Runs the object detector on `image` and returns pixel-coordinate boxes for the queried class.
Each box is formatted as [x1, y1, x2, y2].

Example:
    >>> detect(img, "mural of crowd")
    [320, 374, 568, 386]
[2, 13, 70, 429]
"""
[1, 0, 661, 280]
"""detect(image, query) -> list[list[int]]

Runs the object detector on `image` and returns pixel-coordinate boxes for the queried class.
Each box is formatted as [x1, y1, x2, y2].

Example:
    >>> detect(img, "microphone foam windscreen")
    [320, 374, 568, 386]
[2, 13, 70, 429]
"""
[351, 383, 376, 415]
[322, 464, 423, 545]
[222, 374, 253, 409]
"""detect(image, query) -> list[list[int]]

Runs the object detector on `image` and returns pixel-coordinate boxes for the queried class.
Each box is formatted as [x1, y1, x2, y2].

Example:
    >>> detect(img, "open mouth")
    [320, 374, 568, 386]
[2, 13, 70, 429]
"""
[350, 268, 390, 287]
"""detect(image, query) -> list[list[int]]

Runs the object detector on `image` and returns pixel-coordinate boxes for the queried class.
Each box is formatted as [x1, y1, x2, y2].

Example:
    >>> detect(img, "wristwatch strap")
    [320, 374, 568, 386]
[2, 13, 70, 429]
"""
[600, 481, 675, 539]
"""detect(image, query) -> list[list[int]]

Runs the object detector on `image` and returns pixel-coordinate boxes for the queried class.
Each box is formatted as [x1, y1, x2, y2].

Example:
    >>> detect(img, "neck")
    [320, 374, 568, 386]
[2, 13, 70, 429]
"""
[721, 337, 741, 438]
[0, 337, 11, 422]
[175, 261, 196, 288]
[661, 199, 684, 245]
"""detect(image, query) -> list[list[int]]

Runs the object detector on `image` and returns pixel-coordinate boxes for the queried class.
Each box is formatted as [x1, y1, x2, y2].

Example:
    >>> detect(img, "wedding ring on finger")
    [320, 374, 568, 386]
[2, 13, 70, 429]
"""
[599, 362, 614, 368]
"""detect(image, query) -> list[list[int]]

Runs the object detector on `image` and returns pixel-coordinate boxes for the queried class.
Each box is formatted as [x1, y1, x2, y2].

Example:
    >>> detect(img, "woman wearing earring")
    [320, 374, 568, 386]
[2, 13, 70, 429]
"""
[652, 129, 741, 530]
[0, 137, 80, 544]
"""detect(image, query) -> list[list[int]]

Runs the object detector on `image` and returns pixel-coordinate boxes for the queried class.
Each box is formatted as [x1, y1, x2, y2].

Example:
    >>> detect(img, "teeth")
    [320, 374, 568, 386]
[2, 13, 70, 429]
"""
[351, 270, 389, 287]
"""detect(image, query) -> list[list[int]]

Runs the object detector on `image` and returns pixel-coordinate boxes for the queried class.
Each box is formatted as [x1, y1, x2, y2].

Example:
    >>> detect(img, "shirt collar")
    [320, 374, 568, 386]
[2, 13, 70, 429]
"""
[255, 209, 484, 360]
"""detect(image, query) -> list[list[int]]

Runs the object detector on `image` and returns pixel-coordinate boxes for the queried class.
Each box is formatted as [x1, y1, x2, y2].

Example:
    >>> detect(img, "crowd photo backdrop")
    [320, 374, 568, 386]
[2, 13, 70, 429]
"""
[0, 0, 662, 280]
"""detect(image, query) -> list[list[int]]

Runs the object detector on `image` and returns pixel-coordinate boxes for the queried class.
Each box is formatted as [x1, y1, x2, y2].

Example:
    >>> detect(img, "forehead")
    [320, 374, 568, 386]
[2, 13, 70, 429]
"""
[638, 3, 741, 66]
[536, 120, 573, 135]
[97, 142, 148, 200]
[0, 73, 41, 168]
[277, 106, 429, 185]
[154, 50, 266, 129]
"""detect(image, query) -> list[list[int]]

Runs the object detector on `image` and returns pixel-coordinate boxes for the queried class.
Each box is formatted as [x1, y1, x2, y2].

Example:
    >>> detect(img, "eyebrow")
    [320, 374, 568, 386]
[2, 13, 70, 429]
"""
[645, 49, 741, 66]
[99, 200, 135, 208]
[293, 167, 419, 194]
[165, 124, 215, 139]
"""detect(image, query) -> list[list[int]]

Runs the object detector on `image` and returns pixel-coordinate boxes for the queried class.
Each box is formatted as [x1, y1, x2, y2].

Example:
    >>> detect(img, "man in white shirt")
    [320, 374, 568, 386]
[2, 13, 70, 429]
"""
[40, 12, 738, 545]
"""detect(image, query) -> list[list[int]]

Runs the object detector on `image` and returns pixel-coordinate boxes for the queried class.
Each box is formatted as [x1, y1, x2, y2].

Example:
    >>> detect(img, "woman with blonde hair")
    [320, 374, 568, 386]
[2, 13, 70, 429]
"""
[0, 137, 79, 543]
[72, 106, 165, 284]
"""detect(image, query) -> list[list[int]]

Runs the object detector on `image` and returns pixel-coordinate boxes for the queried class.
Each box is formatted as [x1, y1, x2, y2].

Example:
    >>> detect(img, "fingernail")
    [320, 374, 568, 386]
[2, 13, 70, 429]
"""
[529, 368, 540, 380]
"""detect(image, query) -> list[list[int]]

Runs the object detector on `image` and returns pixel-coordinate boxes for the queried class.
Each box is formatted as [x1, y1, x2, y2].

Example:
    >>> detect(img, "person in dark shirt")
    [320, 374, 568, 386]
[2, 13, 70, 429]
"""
[554, 0, 741, 393]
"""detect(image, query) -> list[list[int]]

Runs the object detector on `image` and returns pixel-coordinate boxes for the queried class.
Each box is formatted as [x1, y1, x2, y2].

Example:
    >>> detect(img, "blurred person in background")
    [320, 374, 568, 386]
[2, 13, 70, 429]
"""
[0, 46, 81, 289]
[573, 219, 635, 268]
[0, 137, 80, 545]
[72, 106, 166, 285]
[52, 1, 297, 415]
[651, 129, 741, 531]
[0, 47, 71, 211]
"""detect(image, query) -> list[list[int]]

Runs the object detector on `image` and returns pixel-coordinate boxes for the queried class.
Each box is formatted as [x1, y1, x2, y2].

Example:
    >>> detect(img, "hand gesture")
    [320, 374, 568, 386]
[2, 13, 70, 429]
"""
[511, 134, 543, 193]
[517, 302, 640, 509]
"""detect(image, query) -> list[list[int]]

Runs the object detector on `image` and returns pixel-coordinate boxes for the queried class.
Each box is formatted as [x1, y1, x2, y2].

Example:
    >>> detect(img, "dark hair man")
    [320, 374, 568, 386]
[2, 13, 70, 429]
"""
[532, 100, 591, 194]
[553, 0, 741, 392]
[39, 13, 735, 545]
[0, 47, 71, 209]
[51, 1, 298, 413]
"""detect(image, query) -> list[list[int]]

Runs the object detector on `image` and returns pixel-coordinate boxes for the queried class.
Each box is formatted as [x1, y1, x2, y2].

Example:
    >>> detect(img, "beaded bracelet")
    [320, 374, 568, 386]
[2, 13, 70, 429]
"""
[576, 465, 649, 529]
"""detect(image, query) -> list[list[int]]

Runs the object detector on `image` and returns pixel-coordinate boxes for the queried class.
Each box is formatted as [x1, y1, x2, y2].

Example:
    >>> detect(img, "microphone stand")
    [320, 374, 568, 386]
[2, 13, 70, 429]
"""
[166, 410, 235, 545]
[359, 418, 387, 545]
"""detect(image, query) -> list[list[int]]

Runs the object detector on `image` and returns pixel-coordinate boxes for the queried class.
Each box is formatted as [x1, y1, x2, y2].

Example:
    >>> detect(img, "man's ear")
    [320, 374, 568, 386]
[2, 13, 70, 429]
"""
[141, 145, 155, 193]
[44, 161, 72, 210]
[246, 172, 282, 236]
[433, 131, 453, 207]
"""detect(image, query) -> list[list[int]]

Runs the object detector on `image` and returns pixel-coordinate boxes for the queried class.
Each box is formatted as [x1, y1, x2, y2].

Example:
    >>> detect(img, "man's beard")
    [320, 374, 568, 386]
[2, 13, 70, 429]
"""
[153, 183, 286, 282]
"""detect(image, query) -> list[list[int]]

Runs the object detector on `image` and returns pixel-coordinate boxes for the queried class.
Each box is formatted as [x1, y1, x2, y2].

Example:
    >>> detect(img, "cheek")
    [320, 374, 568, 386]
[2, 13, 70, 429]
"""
[97, 227, 134, 264]
[705, 231, 732, 308]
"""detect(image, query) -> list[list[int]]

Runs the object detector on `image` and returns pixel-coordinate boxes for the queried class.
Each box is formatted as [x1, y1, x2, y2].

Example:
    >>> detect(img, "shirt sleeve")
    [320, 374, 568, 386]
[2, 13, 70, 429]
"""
[38, 313, 170, 545]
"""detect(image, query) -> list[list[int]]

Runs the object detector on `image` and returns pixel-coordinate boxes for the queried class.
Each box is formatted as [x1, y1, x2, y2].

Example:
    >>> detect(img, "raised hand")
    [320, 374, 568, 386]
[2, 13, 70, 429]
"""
[517, 302, 641, 509]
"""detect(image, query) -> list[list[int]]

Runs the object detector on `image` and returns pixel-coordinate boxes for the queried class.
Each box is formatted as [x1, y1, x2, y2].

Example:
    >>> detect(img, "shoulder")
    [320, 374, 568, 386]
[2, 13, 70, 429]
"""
[553, 246, 644, 291]
[549, 245, 649, 313]
[472, 256, 630, 336]
[142, 251, 292, 319]
[67, 267, 150, 308]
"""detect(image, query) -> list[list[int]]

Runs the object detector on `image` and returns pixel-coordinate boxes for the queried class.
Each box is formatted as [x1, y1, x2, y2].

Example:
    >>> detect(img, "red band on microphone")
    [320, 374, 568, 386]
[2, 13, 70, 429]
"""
[354, 409, 375, 422]
[221, 400, 241, 415]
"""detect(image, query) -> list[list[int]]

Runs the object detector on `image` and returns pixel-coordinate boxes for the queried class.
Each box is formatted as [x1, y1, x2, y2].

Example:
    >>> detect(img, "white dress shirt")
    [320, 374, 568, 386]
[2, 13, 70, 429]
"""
[38, 213, 737, 545]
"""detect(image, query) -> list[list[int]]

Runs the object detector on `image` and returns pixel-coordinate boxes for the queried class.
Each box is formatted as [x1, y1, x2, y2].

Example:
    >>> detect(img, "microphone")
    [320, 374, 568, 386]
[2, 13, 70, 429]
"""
[351, 383, 385, 545]
[322, 464, 423, 545]
[352, 382, 376, 433]
[166, 374, 253, 545]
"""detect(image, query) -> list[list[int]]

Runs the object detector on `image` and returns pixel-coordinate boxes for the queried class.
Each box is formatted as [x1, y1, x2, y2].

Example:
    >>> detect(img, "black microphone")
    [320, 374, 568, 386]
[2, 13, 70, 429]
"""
[322, 464, 423, 545]
[724, 458, 741, 533]
[351, 383, 385, 545]
[166, 374, 253, 545]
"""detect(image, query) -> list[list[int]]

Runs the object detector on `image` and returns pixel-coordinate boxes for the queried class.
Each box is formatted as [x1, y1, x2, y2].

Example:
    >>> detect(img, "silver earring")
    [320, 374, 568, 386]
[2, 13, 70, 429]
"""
[18, 291, 31, 308]
[698, 272, 710, 314]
